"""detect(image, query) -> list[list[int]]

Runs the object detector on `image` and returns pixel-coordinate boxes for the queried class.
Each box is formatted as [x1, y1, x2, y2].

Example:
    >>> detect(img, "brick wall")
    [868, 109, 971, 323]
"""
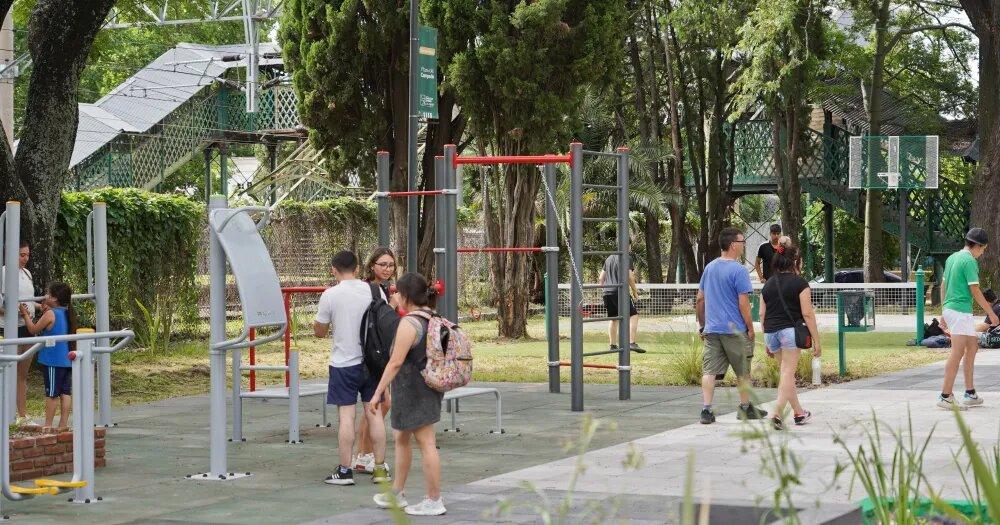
[9, 425, 106, 482]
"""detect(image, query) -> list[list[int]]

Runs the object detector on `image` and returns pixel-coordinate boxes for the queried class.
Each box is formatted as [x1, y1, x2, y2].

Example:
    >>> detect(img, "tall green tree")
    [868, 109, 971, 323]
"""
[734, 0, 828, 245]
[438, 0, 625, 338]
[844, 0, 975, 281]
[962, 1, 1000, 282]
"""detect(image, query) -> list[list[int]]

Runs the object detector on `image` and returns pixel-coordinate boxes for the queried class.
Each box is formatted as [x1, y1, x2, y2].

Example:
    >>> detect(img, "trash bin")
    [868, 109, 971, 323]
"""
[840, 290, 868, 327]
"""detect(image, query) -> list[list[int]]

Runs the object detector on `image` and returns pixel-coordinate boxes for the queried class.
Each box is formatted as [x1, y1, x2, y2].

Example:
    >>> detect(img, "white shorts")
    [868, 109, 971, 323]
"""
[943, 308, 977, 337]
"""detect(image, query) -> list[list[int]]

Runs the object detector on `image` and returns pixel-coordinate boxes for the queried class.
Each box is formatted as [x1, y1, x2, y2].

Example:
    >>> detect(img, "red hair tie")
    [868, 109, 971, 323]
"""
[432, 280, 445, 296]
[776, 245, 785, 254]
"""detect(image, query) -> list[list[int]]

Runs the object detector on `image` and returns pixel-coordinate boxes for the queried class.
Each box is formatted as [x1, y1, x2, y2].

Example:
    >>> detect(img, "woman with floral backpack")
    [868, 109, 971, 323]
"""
[369, 273, 447, 516]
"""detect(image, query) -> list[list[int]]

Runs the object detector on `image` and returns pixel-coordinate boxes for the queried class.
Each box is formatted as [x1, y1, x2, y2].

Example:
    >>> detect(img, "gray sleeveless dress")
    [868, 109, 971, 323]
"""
[390, 312, 444, 431]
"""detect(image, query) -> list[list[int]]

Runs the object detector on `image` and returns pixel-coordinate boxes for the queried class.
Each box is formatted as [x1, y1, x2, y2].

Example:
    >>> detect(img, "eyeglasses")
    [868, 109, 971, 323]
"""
[375, 262, 396, 269]
[733, 240, 746, 244]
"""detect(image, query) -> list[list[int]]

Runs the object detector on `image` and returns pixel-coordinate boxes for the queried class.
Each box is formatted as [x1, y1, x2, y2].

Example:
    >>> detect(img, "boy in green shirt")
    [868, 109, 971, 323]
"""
[938, 228, 1000, 410]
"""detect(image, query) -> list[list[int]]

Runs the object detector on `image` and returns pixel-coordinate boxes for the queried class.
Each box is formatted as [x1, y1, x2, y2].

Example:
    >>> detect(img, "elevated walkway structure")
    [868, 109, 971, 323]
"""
[691, 119, 973, 265]
[63, 43, 301, 192]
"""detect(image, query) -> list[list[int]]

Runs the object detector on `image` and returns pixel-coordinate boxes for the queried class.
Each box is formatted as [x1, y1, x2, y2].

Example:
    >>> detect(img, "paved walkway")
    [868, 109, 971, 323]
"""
[5, 381, 765, 524]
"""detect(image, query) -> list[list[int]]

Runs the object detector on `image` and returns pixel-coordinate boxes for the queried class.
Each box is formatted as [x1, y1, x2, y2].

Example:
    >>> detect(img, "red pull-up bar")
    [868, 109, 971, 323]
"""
[453, 154, 571, 168]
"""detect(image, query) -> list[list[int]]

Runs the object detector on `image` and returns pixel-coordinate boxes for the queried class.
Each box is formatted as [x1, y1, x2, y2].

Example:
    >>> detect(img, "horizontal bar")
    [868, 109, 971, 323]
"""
[558, 360, 618, 370]
[240, 391, 290, 399]
[581, 149, 625, 158]
[581, 348, 623, 358]
[555, 282, 919, 291]
[454, 155, 571, 167]
[374, 190, 457, 198]
[241, 365, 288, 371]
[455, 247, 554, 254]
[581, 284, 622, 290]
[281, 286, 328, 294]
[581, 183, 621, 190]
[582, 217, 620, 223]
[581, 316, 624, 323]
[582, 250, 622, 257]
[21, 293, 95, 302]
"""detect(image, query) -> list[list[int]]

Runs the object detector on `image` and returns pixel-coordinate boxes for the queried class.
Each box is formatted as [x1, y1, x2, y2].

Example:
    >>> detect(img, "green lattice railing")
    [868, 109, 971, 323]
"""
[71, 85, 300, 191]
[688, 120, 973, 255]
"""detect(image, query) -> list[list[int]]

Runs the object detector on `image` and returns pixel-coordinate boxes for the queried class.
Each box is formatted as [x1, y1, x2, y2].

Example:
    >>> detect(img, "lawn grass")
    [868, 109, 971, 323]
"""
[19, 317, 947, 418]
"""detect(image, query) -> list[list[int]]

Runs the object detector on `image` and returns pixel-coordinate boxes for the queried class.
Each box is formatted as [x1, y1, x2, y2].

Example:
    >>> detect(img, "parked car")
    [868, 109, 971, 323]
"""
[811, 269, 904, 284]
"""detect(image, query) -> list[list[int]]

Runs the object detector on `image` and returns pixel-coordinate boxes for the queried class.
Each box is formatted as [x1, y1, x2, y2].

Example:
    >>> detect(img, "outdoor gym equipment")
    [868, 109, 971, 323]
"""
[374, 143, 631, 412]
[0, 201, 114, 428]
[189, 196, 287, 481]
[0, 328, 134, 518]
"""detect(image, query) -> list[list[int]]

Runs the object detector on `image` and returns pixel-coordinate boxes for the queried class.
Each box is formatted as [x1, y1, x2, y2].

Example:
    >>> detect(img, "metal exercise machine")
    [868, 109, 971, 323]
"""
[1, 201, 114, 427]
[188, 196, 287, 481]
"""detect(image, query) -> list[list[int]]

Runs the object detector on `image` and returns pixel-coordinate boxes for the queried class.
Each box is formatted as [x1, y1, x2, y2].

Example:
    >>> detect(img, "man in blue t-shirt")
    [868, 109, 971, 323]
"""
[695, 227, 767, 424]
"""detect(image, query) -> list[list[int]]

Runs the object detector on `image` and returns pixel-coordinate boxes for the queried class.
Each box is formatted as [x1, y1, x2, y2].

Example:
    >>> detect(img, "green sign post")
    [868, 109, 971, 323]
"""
[417, 25, 438, 120]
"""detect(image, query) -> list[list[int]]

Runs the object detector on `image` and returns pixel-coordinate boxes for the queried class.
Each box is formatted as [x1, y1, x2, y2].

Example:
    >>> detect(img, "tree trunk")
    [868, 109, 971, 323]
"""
[863, 0, 890, 283]
[963, 0, 1000, 282]
[485, 162, 539, 339]
[386, 24, 410, 266]
[3, 0, 116, 285]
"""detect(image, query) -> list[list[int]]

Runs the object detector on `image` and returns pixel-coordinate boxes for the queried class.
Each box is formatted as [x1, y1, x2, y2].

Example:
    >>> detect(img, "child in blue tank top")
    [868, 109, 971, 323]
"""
[20, 282, 77, 429]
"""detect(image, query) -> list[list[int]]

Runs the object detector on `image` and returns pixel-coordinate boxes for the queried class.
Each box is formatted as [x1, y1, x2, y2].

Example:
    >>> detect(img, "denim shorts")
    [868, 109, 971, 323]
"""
[764, 328, 797, 352]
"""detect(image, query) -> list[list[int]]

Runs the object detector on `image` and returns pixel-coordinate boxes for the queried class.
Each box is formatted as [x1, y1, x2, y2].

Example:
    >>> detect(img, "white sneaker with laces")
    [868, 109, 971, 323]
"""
[404, 497, 447, 516]
[938, 395, 968, 411]
[353, 453, 375, 473]
[964, 393, 984, 407]
[373, 490, 408, 509]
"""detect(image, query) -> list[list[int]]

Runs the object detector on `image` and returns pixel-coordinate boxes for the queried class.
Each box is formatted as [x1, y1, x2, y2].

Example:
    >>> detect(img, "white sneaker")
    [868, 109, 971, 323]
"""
[964, 393, 984, 407]
[404, 497, 447, 516]
[938, 395, 969, 411]
[353, 453, 375, 473]
[373, 490, 408, 509]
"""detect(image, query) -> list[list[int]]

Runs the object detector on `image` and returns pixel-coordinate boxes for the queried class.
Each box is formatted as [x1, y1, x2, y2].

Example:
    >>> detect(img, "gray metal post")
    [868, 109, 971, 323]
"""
[288, 348, 300, 443]
[443, 145, 459, 322]
[208, 195, 230, 477]
[407, 0, 420, 273]
[267, 142, 278, 206]
[377, 151, 391, 247]
[434, 156, 446, 281]
[94, 202, 113, 427]
[544, 164, 560, 393]
[569, 143, 584, 412]
[824, 202, 835, 282]
[77, 337, 97, 503]
[4, 201, 18, 423]
[219, 144, 229, 198]
[616, 148, 631, 401]
[204, 147, 213, 203]
[900, 191, 909, 281]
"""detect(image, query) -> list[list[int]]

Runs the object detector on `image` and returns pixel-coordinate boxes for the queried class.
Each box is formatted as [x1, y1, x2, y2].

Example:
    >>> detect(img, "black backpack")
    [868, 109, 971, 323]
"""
[359, 283, 400, 380]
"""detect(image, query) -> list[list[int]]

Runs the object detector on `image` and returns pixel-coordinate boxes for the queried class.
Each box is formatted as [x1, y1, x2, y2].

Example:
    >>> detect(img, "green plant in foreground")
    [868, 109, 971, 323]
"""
[924, 410, 1000, 524]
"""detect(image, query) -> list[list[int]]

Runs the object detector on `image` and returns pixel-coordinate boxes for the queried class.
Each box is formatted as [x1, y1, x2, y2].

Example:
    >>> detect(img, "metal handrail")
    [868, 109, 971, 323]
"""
[212, 323, 286, 352]
[211, 206, 271, 233]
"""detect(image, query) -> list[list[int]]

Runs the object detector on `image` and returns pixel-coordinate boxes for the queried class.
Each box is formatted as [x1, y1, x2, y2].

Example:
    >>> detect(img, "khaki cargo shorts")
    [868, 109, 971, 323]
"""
[703, 333, 753, 378]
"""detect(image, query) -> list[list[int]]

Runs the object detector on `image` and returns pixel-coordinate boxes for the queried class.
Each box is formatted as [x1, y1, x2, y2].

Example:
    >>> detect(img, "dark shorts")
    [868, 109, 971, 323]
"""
[41, 365, 71, 398]
[327, 364, 377, 406]
[603, 294, 637, 318]
[17, 326, 29, 338]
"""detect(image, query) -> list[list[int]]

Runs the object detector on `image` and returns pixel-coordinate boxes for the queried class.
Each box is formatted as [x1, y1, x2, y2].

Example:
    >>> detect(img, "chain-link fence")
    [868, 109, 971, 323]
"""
[558, 282, 919, 318]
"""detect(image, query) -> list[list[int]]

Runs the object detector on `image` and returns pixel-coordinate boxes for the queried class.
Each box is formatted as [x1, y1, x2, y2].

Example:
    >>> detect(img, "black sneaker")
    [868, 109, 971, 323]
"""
[700, 408, 716, 424]
[738, 403, 767, 420]
[793, 411, 812, 426]
[324, 466, 355, 485]
[771, 417, 784, 431]
[629, 343, 646, 354]
[610, 344, 619, 352]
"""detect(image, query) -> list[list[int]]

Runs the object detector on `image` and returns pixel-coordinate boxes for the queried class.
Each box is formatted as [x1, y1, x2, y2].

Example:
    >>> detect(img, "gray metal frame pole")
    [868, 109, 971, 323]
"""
[204, 148, 213, 204]
[377, 151, 391, 247]
[443, 145, 459, 322]
[569, 143, 584, 412]
[208, 195, 230, 477]
[78, 338, 97, 502]
[3, 201, 18, 423]
[94, 202, 113, 427]
[824, 202, 835, 282]
[544, 164, 560, 393]
[219, 143, 229, 198]
[900, 191, 909, 281]
[616, 148, 631, 401]
[434, 156, 446, 281]
[406, 0, 420, 274]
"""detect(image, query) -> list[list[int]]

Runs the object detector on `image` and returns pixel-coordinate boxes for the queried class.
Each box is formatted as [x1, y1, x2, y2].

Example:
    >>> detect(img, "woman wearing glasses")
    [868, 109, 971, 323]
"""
[352, 247, 399, 474]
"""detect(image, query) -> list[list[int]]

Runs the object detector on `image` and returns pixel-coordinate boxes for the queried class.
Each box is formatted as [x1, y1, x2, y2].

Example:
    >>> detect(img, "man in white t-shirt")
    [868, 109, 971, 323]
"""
[1, 241, 37, 420]
[314, 250, 389, 487]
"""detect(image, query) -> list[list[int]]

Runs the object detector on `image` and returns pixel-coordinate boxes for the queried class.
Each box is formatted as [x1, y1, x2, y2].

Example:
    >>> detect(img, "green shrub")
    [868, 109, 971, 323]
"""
[666, 338, 704, 385]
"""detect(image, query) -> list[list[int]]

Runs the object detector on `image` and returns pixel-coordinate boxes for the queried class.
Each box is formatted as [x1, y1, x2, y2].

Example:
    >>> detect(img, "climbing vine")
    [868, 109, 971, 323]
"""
[55, 189, 203, 336]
